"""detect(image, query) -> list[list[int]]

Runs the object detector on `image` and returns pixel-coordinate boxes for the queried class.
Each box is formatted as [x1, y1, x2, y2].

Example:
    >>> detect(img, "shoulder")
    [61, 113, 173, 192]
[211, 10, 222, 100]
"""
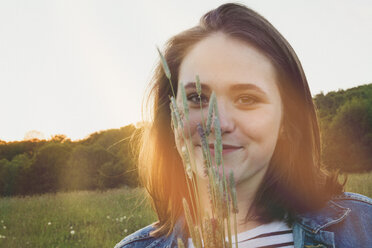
[325, 192, 372, 246]
[295, 192, 372, 247]
[293, 192, 372, 247]
[114, 224, 159, 248]
[330, 191, 372, 225]
[331, 191, 372, 206]
[329, 191, 372, 229]
[114, 218, 187, 248]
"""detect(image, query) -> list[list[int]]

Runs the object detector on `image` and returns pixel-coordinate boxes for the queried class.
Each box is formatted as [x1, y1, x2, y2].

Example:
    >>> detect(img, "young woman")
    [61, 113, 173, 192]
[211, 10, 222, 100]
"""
[115, 3, 372, 248]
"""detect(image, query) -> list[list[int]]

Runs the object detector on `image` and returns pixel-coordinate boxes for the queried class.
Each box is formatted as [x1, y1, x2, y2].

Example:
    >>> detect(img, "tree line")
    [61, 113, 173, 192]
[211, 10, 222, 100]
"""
[0, 83, 371, 197]
[0, 125, 139, 196]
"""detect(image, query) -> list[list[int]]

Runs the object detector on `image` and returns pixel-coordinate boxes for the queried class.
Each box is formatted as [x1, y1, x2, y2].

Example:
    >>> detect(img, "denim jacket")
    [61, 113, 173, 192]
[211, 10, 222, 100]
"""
[115, 192, 372, 248]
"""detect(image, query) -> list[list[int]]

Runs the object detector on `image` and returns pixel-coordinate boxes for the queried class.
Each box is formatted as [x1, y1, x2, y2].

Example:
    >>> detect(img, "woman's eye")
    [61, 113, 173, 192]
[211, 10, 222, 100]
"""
[237, 96, 258, 105]
[187, 93, 208, 105]
[187, 94, 199, 103]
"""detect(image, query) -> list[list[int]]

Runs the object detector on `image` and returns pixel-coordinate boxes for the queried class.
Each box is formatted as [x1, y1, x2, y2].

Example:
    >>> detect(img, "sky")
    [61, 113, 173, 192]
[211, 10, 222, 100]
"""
[0, 0, 371, 142]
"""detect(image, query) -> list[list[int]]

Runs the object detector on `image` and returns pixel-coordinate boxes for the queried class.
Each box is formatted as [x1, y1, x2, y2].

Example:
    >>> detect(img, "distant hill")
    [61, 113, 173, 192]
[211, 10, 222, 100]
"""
[314, 83, 372, 172]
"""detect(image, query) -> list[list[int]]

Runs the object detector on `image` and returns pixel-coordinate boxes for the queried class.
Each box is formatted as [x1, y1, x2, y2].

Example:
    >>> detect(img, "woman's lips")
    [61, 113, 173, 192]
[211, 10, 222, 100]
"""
[195, 144, 242, 155]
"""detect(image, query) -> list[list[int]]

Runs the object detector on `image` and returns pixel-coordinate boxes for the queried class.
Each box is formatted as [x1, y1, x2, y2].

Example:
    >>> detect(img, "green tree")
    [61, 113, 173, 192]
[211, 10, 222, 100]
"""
[0, 158, 11, 195]
[322, 98, 372, 172]
[63, 144, 116, 190]
[0, 154, 32, 196]
[25, 143, 72, 194]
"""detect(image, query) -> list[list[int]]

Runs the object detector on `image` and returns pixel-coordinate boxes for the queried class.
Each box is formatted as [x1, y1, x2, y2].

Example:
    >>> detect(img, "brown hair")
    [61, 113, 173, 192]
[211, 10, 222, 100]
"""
[138, 3, 342, 237]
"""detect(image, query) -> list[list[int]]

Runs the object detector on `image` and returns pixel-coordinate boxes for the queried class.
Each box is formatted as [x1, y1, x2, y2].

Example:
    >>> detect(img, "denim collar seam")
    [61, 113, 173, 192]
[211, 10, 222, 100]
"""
[333, 193, 372, 205]
[296, 200, 350, 233]
[312, 207, 351, 233]
[117, 234, 153, 247]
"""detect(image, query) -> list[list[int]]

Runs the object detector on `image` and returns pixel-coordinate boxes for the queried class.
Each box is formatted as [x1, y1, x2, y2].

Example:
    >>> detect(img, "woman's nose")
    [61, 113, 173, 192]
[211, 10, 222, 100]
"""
[211, 100, 235, 134]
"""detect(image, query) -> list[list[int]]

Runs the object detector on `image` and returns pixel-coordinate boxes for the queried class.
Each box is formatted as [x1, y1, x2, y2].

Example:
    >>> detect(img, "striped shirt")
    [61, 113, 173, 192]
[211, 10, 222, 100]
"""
[188, 221, 294, 248]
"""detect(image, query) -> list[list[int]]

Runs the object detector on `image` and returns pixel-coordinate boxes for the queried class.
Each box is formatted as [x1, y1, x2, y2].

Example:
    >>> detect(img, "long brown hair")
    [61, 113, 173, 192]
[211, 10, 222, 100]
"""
[138, 3, 342, 237]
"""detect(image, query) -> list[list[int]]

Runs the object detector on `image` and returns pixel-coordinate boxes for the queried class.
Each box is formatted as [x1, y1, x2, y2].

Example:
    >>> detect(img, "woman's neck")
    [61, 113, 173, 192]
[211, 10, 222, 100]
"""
[195, 165, 268, 233]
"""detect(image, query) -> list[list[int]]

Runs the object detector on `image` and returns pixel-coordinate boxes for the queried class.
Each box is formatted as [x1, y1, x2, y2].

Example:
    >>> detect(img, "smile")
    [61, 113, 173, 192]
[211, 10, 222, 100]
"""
[195, 144, 243, 156]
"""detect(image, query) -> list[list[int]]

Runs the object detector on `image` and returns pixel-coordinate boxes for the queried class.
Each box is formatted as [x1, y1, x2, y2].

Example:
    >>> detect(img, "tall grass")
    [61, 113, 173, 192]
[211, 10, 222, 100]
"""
[0, 187, 156, 248]
[344, 172, 372, 198]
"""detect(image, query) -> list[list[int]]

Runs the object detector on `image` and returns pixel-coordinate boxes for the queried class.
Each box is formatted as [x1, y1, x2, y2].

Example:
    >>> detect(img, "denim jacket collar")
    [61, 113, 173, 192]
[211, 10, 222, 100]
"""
[293, 199, 350, 248]
[295, 199, 351, 233]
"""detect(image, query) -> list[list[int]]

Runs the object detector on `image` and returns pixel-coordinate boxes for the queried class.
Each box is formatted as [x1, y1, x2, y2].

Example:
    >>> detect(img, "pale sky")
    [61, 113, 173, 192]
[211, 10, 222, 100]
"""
[1, 0, 371, 142]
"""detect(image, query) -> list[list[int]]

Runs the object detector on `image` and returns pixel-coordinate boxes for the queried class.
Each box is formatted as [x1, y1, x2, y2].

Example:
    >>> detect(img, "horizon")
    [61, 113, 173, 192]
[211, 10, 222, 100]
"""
[2, 82, 371, 143]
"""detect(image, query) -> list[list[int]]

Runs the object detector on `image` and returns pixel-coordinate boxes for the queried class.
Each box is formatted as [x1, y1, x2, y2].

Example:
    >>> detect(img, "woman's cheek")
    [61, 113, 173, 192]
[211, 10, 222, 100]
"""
[182, 110, 203, 138]
[244, 109, 279, 139]
[173, 110, 200, 157]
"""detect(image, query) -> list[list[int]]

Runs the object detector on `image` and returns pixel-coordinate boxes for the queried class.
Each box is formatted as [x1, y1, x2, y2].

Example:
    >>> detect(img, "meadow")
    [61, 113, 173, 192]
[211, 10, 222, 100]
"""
[0, 187, 156, 248]
[343, 172, 372, 198]
[0, 172, 371, 248]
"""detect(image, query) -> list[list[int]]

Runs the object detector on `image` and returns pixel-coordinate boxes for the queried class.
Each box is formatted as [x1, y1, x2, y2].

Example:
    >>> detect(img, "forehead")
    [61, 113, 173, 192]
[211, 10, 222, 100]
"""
[178, 32, 280, 95]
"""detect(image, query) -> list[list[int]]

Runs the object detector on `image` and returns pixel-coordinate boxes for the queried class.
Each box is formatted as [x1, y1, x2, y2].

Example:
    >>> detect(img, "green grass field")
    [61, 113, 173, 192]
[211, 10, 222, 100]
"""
[344, 172, 372, 198]
[0, 187, 157, 248]
[0, 173, 371, 248]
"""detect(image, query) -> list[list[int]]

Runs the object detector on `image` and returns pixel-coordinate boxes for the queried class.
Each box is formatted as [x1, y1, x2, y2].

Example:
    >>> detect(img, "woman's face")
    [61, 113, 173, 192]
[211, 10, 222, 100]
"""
[175, 32, 283, 186]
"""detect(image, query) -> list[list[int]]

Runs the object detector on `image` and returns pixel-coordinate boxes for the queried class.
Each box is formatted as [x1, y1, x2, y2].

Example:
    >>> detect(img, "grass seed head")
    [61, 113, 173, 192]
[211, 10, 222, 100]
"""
[170, 103, 178, 129]
[156, 47, 171, 80]
[177, 238, 186, 248]
[214, 116, 222, 151]
[196, 75, 202, 96]
[194, 226, 203, 248]
[206, 92, 216, 136]
[203, 157, 209, 176]
[203, 217, 217, 248]
[180, 82, 189, 120]
[170, 96, 183, 128]
[197, 123, 209, 165]
[229, 170, 239, 214]
[181, 146, 192, 179]
[185, 163, 192, 179]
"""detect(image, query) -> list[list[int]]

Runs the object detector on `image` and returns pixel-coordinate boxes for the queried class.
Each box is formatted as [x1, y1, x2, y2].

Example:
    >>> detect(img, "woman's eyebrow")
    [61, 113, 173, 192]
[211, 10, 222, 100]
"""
[184, 82, 267, 97]
[230, 83, 267, 96]
[184, 82, 211, 93]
